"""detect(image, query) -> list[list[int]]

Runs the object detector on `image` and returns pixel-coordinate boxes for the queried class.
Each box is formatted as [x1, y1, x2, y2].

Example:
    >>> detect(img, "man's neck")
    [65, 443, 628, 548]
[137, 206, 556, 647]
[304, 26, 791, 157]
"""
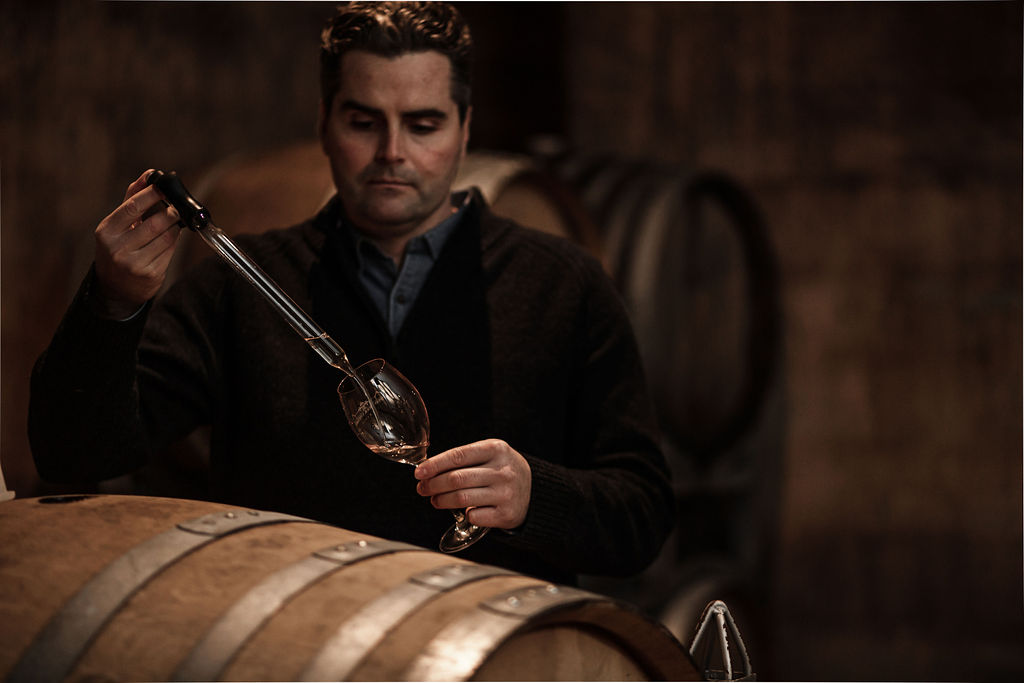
[353, 200, 462, 267]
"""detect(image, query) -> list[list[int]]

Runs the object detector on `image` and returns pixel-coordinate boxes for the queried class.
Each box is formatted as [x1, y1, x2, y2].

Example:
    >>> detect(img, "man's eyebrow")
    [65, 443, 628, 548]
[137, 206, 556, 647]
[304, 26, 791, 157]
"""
[339, 100, 448, 120]
[339, 100, 381, 116]
[403, 108, 448, 120]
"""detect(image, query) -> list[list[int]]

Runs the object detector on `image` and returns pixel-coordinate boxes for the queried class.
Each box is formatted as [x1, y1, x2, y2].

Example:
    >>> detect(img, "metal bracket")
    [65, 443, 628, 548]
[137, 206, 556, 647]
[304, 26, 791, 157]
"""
[689, 600, 755, 681]
[479, 583, 589, 618]
[313, 538, 420, 564]
[409, 562, 512, 590]
[176, 508, 308, 536]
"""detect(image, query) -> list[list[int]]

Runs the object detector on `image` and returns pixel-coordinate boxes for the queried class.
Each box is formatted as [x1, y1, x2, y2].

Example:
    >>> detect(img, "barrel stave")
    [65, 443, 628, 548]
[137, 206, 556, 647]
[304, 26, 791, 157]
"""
[70, 522, 362, 682]
[2, 495, 698, 681]
[349, 574, 542, 681]
[0, 495, 229, 679]
[223, 550, 458, 682]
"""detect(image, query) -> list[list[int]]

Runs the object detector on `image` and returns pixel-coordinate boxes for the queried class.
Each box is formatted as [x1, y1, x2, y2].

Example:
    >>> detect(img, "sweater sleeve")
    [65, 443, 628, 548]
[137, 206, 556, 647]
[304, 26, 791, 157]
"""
[29, 264, 223, 483]
[29, 268, 154, 481]
[494, 257, 675, 577]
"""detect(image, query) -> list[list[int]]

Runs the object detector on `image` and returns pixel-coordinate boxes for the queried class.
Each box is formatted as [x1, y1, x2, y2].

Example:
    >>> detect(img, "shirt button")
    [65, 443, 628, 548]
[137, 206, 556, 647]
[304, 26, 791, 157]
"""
[396, 294, 407, 304]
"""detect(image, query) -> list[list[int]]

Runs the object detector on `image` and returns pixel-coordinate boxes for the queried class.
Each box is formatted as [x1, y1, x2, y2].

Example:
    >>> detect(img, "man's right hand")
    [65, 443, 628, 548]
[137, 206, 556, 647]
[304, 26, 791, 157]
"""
[93, 170, 183, 317]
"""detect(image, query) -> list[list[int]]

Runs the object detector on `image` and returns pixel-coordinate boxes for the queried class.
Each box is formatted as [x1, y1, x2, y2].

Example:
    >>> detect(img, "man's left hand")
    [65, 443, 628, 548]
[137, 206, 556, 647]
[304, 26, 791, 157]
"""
[414, 438, 531, 529]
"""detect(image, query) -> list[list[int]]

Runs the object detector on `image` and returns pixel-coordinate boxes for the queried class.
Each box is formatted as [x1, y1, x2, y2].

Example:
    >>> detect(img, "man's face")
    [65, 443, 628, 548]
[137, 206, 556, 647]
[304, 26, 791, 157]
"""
[319, 50, 470, 245]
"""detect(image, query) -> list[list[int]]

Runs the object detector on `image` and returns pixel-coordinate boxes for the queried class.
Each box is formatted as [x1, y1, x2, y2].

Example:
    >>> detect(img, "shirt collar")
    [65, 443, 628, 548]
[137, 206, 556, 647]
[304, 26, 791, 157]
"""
[344, 191, 470, 268]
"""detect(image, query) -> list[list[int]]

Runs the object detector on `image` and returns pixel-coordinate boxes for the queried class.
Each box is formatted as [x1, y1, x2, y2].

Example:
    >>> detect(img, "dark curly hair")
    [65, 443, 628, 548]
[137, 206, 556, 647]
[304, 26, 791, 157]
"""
[320, 2, 473, 122]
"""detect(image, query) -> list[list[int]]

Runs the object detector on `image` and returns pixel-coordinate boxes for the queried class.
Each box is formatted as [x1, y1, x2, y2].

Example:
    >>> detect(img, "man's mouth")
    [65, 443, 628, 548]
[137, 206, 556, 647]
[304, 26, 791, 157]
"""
[367, 178, 413, 187]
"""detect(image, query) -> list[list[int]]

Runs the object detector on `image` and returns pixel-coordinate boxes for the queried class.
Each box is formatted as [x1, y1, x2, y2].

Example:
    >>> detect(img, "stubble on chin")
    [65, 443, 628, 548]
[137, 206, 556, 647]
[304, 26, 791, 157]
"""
[348, 186, 427, 236]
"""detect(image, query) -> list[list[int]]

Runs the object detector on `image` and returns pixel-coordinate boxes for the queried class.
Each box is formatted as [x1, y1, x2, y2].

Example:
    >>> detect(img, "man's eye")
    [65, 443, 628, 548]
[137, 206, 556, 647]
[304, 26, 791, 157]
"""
[348, 118, 375, 130]
[410, 121, 440, 134]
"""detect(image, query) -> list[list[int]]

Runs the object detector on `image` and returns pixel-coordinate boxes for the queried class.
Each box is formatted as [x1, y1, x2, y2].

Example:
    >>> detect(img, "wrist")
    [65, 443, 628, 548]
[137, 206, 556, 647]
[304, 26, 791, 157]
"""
[87, 272, 148, 321]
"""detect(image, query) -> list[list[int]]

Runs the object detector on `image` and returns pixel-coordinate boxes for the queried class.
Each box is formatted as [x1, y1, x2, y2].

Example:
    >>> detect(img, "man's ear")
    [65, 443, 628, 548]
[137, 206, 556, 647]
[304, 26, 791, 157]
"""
[460, 106, 473, 155]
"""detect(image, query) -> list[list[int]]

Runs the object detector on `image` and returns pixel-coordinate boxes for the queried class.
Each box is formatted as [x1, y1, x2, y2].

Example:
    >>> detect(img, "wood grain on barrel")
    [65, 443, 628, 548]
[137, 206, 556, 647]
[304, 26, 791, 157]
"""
[1, 492, 697, 681]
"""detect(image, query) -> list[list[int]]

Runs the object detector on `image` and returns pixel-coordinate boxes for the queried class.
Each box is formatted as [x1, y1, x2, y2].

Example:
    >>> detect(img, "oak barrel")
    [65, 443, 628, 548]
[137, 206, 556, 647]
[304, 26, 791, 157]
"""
[544, 154, 783, 655]
[546, 155, 782, 459]
[0, 494, 698, 681]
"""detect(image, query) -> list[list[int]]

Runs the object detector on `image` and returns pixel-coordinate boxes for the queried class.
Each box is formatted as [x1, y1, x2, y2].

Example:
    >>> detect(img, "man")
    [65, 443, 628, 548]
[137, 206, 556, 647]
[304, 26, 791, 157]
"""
[29, 1, 672, 585]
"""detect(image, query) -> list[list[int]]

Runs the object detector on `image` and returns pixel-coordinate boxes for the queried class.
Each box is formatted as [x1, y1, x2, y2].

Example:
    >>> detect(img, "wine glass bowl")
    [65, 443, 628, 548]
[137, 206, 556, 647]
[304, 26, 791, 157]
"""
[337, 358, 490, 553]
[338, 359, 429, 465]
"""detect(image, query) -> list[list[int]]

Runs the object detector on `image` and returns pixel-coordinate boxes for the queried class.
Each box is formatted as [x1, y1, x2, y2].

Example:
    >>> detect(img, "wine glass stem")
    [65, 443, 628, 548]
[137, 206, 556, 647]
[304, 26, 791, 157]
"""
[405, 461, 479, 544]
[449, 508, 478, 535]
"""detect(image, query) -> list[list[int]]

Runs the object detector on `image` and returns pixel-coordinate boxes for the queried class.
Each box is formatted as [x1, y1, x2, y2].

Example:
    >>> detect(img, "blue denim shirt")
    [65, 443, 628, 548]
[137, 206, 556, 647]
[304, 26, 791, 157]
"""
[348, 192, 469, 338]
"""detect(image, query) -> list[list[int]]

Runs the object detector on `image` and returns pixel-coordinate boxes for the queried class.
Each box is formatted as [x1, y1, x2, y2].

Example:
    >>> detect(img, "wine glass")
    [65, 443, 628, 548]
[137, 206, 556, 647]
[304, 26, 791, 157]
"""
[337, 358, 490, 553]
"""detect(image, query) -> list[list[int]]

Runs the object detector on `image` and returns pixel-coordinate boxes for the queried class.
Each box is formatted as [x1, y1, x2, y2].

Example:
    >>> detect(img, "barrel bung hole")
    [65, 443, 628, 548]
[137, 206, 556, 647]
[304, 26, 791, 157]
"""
[38, 495, 94, 504]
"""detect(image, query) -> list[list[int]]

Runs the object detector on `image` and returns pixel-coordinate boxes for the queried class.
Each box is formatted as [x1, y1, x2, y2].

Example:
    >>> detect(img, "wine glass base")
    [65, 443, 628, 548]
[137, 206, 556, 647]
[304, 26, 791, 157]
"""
[439, 522, 490, 553]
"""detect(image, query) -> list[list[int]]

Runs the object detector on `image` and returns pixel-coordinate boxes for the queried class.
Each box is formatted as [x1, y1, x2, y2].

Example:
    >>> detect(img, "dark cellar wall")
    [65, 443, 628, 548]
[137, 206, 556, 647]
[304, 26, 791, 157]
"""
[562, 2, 1022, 680]
[2, 2, 1021, 681]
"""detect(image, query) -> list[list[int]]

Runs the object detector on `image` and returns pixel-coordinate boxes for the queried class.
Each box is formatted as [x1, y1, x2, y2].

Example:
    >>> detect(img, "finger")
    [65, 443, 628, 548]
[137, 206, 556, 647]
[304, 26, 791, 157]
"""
[429, 486, 492, 512]
[465, 493, 528, 529]
[99, 209, 181, 286]
[132, 222, 182, 271]
[414, 443, 490, 480]
[141, 233, 180, 276]
[100, 185, 167, 239]
[464, 506, 503, 528]
[122, 205, 181, 252]
[416, 465, 490, 497]
[444, 502, 521, 530]
[123, 169, 156, 201]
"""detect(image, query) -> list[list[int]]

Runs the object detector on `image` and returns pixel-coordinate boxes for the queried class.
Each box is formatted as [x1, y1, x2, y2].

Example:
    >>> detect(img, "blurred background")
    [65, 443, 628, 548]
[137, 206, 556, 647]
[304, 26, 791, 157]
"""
[2, 1, 1021, 680]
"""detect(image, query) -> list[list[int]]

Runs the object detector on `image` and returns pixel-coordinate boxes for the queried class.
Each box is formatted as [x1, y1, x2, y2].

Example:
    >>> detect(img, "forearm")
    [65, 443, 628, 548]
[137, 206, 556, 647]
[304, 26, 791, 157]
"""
[29, 269, 153, 482]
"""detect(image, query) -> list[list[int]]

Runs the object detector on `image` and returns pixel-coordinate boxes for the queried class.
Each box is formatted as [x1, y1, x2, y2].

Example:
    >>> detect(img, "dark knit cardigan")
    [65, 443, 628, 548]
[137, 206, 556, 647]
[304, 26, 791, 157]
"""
[29, 190, 673, 584]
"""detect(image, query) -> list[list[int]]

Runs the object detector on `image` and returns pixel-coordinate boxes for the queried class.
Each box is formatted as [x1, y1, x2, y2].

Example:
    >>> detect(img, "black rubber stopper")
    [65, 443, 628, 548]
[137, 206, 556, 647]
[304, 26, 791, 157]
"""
[146, 169, 211, 231]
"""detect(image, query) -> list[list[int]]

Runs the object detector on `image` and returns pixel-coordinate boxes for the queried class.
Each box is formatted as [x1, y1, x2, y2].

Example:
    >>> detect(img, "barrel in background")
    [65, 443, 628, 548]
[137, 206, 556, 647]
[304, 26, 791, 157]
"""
[544, 152, 785, 653]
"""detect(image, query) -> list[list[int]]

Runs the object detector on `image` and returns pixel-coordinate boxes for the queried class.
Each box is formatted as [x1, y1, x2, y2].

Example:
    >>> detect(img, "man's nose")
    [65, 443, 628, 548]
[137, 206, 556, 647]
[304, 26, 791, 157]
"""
[376, 128, 404, 163]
